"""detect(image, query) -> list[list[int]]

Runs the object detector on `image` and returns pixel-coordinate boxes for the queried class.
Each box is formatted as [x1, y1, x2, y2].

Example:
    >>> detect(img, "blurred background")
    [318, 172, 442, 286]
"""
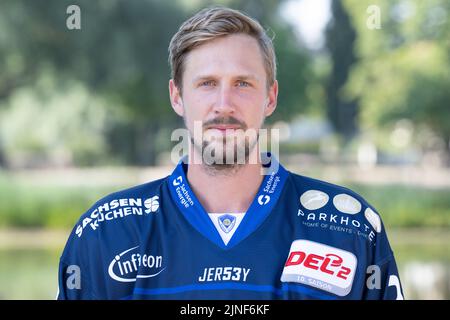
[0, 0, 449, 299]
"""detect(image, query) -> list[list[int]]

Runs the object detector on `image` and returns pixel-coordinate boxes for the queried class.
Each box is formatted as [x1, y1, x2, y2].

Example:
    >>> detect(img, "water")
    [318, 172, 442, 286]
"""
[0, 249, 60, 300]
[390, 228, 450, 300]
[401, 261, 450, 299]
[0, 230, 448, 300]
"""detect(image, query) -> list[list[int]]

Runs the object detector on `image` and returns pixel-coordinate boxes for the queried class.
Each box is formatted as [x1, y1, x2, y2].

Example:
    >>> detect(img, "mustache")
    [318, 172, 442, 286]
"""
[203, 117, 247, 130]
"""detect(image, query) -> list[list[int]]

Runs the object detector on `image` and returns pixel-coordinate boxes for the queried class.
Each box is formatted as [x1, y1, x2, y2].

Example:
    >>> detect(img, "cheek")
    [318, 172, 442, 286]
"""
[240, 95, 267, 125]
[181, 101, 208, 131]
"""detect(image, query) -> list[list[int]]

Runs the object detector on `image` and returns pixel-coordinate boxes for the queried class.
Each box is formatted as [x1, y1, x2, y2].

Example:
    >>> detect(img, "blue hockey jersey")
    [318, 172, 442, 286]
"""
[57, 155, 404, 300]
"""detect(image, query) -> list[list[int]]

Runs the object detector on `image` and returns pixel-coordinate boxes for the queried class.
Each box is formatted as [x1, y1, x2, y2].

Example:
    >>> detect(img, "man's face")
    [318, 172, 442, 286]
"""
[169, 33, 278, 166]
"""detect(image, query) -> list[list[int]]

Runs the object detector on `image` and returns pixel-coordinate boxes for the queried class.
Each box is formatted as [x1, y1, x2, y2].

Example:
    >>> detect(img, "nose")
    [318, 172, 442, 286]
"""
[213, 85, 235, 115]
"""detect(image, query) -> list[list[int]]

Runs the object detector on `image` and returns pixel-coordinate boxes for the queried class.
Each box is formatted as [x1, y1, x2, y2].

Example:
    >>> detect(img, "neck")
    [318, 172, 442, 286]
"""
[186, 148, 263, 213]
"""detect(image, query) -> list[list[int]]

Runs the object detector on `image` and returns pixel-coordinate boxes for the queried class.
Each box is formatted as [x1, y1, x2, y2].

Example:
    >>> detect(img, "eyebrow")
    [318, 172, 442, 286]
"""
[192, 74, 260, 84]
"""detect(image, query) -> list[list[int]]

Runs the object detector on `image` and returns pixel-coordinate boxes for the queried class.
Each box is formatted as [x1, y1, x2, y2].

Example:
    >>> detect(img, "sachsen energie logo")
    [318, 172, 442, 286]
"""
[281, 239, 357, 296]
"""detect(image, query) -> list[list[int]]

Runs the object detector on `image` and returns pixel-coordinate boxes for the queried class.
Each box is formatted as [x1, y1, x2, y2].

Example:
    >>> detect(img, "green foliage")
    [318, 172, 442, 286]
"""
[0, 173, 121, 228]
[0, 78, 117, 167]
[0, 0, 189, 165]
[280, 141, 321, 155]
[343, 0, 450, 148]
[0, 0, 314, 166]
[349, 183, 450, 228]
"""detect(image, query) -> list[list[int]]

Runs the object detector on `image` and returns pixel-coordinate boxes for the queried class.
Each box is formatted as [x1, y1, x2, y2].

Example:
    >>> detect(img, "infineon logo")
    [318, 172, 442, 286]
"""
[108, 246, 165, 283]
[281, 239, 357, 296]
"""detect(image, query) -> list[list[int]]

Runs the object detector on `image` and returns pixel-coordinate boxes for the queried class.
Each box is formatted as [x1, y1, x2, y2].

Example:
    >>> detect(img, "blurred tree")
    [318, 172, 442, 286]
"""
[0, 0, 314, 166]
[343, 0, 450, 161]
[0, 79, 116, 167]
[325, 0, 359, 143]
[0, 0, 186, 166]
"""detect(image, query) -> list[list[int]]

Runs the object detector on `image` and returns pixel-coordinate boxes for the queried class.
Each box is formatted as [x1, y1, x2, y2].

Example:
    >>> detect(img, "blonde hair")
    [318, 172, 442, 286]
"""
[168, 6, 276, 93]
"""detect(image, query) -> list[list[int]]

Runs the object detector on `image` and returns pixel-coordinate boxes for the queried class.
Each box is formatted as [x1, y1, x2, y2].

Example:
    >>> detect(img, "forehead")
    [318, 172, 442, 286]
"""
[183, 33, 266, 81]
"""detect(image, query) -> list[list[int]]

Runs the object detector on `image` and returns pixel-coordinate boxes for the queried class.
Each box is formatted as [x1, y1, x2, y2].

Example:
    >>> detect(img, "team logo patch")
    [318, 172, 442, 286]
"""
[333, 194, 361, 214]
[281, 239, 357, 296]
[300, 190, 329, 210]
[218, 214, 236, 233]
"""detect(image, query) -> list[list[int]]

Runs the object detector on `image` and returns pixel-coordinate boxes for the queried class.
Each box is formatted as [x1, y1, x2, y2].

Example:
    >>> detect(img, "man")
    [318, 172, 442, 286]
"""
[57, 6, 404, 300]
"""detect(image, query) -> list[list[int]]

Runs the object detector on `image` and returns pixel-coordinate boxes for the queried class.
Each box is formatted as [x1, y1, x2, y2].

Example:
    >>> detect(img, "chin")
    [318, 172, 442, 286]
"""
[202, 141, 252, 166]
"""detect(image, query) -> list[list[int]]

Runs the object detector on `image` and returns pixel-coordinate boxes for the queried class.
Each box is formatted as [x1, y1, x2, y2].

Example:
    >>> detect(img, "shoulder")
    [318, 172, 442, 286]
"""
[59, 176, 169, 291]
[287, 171, 383, 233]
[286, 171, 398, 264]
[69, 176, 168, 239]
[289, 171, 372, 208]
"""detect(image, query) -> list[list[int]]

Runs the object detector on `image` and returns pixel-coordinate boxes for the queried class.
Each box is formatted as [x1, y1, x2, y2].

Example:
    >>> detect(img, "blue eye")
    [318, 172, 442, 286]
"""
[201, 80, 215, 86]
[237, 81, 250, 87]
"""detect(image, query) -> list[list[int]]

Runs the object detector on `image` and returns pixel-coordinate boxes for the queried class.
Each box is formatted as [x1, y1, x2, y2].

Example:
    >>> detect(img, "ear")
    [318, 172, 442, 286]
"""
[264, 80, 278, 117]
[169, 79, 184, 117]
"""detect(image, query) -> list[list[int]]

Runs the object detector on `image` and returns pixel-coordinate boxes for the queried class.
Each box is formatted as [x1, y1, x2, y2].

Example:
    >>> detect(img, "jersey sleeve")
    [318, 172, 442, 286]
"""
[363, 215, 405, 300]
[364, 255, 404, 300]
[57, 258, 95, 299]
[57, 212, 99, 299]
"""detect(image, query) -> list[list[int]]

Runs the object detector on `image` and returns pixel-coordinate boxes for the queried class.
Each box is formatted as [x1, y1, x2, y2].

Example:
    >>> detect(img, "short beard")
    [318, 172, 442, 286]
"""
[191, 133, 259, 176]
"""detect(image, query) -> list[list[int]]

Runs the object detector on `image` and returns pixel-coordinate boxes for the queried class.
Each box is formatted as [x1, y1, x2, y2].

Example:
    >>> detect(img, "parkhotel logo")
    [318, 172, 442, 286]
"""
[170, 121, 280, 174]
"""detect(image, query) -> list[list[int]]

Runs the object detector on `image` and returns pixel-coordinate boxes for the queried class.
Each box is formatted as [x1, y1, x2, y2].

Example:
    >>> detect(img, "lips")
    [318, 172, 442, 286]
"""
[207, 125, 241, 131]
